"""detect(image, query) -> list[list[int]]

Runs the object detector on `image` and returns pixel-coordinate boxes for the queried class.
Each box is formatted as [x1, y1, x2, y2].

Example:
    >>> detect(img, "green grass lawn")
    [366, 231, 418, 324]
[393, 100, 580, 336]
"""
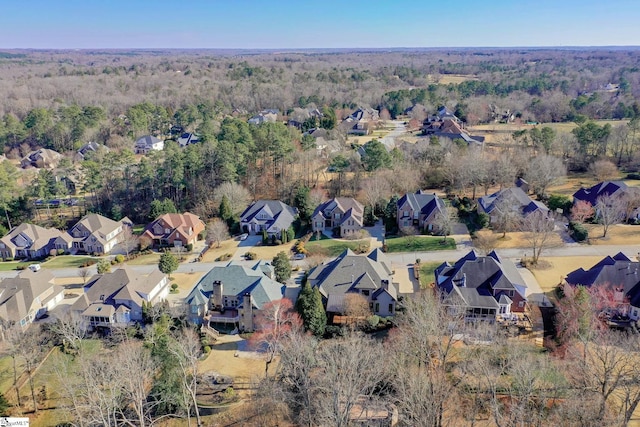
[384, 236, 456, 253]
[418, 261, 443, 288]
[0, 262, 21, 271]
[42, 256, 97, 269]
[306, 239, 370, 257]
[132, 225, 145, 235]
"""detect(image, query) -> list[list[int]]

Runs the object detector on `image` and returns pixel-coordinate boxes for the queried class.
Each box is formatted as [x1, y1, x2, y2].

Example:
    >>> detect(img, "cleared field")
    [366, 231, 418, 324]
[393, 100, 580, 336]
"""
[436, 74, 478, 84]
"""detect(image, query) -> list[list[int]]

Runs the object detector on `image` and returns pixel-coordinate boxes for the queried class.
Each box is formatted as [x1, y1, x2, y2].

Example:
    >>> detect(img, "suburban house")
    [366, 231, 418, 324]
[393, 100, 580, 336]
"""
[185, 261, 285, 333]
[142, 212, 205, 248]
[573, 181, 628, 206]
[248, 109, 279, 125]
[177, 132, 200, 147]
[0, 270, 64, 330]
[421, 106, 484, 145]
[75, 141, 109, 162]
[287, 107, 323, 129]
[239, 200, 297, 236]
[20, 148, 62, 169]
[340, 107, 380, 135]
[134, 135, 164, 154]
[397, 191, 446, 232]
[565, 252, 640, 323]
[434, 250, 528, 322]
[71, 267, 169, 331]
[0, 223, 66, 260]
[311, 197, 364, 237]
[307, 249, 399, 319]
[64, 213, 127, 255]
[478, 187, 550, 224]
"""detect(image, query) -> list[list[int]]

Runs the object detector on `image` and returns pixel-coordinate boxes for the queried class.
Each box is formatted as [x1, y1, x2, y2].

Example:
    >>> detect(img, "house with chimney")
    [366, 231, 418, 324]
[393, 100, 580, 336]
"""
[0, 223, 66, 260]
[307, 249, 399, 319]
[434, 250, 528, 322]
[478, 186, 550, 225]
[239, 200, 297, 237]
[185, 261, 285, 333]
[421, 106, 484, 146]
[63, 213, 128, 255]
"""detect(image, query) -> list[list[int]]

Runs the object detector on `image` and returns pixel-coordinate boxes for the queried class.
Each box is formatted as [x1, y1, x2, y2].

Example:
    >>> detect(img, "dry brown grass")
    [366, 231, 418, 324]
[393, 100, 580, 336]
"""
[243, 241, 297, 261]
[199, 335, 266, 382]
[583, 223, 640, 245]
[200, 239, 240, 262]
[529, 256, 605, 293]
[436, 74, 479, 84]
[474, 230, 563, 250]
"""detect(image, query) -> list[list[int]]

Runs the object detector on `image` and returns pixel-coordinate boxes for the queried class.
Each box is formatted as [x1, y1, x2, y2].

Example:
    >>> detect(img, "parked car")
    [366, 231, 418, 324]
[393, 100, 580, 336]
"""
[239, 233, 249, 241]
[293, 253, 306, 260]
[28, 264, 41, 272]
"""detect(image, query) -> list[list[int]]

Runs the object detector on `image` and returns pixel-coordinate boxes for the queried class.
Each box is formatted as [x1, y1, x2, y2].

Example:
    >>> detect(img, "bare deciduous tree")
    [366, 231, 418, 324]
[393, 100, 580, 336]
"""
[524, 154, 566, 198]
[520, 210, 557, 265]
[78, 266, 92, 285]
[120, 226, 139, 258]
[205, 218, 230, 248]
[588, 159, 619, 181]
[595, 194, 626, 237]
[432, 205, 458, 241]
[213, 182, 251, 217]
[168, 328, 203, 427]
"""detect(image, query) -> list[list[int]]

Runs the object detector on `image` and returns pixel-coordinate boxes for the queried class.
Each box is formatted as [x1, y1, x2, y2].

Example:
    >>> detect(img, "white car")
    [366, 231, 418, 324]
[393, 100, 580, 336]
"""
[239, 233, 249, 241]
[28, 264, 41, 272]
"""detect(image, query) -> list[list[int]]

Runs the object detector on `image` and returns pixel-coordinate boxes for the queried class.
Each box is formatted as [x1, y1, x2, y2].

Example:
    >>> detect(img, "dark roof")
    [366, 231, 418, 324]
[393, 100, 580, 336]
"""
[397, 191, 445, 219]
[573, 181, 628, 206]
[565, 252, 640, 306]
[435, 250, 527, 309]
[240, 200, 297, 233]
[478, 187, 548, 216]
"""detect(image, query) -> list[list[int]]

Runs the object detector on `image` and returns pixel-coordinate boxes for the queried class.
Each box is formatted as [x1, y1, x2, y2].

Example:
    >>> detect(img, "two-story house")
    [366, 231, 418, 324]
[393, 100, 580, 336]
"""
[185, 261, 285, 333]
[478, 187, 550, 225]
[434, 250, 528, 322]
[397, 191, 446, 232]
[70, 267, 169, 331]
[311, 198, 364, 237]
[307, 249, 399, 319]
[134, 135, 164, 154]
[239, 200, 297, 237]
[20, 148, 62, 169]
[142, 212, 205, 248]
[64, 214, 127, 255]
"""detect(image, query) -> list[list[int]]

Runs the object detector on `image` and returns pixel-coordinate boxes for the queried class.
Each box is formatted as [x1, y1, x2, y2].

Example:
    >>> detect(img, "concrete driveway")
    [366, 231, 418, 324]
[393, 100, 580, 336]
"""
[232, 235, 262, 259]
[365, 220, 385, 249]
[517, 265, 551, 307]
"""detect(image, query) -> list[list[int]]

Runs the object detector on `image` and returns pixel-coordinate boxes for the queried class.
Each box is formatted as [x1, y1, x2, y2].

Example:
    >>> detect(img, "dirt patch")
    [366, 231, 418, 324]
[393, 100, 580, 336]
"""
[529, 256, 605, 293]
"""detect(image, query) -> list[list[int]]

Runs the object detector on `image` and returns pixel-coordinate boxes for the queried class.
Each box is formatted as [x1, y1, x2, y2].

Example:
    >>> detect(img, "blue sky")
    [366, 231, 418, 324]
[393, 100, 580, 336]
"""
[1, 0, 638, 49]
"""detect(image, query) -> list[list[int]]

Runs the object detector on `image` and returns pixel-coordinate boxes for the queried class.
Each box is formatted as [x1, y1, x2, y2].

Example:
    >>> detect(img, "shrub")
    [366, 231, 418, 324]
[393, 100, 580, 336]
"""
[627, 173, 640, 180]
[57, 249, 66, 256]
[215, 253, 233, 261]
[170, 283, 179, 293]
[547, 194, 573, 213]
[568, 221, 588, 242]
[324, 325, 345, 338]
[244, 252, 257, 260]
[185, 243, 193, 252]
[203, 345, 211, 354]
[477, 213, 490, 229]
[16, 263, 27, 270]
[274, 239, 282, 246]
[4, 258, 13, 262]
[114, 254, 125, 264]
[367, 315, 380, 328]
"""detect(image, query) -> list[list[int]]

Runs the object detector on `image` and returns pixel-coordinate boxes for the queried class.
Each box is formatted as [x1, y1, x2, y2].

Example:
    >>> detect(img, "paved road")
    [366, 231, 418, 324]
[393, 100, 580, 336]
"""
[380, 120, 407, 150]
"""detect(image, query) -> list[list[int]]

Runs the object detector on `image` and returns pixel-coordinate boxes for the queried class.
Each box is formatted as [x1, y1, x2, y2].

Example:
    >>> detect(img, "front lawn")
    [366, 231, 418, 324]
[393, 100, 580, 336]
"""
[0, 262, 21, 271]
[42, 256, 97, 269]
[306, 239, 370, 257]
[418, 261, 443, 288]
[384, 236, 455, 253]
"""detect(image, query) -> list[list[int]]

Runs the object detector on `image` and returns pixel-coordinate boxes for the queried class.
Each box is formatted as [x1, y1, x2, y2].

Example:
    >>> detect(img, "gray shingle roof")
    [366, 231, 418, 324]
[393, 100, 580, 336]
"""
[307, 249, 394, 299]
[186, 262, 285, 309]
[435, 250, 527, 310]
[479, 187, 549, 217]
[240, 200, 297, 233]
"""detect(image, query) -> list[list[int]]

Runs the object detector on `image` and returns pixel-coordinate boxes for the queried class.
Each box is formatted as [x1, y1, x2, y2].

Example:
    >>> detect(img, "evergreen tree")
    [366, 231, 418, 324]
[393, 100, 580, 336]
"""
[219, 194, 233, 224]
[159, 251, 179, 278]
[272, 251, 292, 283]
[295, 281, 327, 337]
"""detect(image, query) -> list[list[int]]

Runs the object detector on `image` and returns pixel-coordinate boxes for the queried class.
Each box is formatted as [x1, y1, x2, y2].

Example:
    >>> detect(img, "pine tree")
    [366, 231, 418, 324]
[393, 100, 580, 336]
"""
[219, 194, 233, 224]
[272, 251, 292, 283]
[295, 281, 326, 336]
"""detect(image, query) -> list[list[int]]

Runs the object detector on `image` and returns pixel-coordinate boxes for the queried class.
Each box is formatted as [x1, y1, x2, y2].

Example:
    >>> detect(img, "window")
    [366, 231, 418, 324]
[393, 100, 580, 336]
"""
[388, 304, 393, 313]
[362, 290, 370, 297]
[375, 303, 380, 313]
[508, 290, 514, 297]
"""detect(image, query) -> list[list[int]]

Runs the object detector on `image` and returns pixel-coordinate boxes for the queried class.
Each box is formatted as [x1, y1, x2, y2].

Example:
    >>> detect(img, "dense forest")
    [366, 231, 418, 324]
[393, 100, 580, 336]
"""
[0, 48, 639, 227]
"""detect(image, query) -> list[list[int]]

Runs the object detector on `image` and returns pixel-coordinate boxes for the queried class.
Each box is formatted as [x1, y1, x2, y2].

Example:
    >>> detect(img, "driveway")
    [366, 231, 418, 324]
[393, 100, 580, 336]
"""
[364, 220, 385, 249]
[232, 235, 262, 260]
[516, 265, 552, 307]
[380, 120, 407, 150]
